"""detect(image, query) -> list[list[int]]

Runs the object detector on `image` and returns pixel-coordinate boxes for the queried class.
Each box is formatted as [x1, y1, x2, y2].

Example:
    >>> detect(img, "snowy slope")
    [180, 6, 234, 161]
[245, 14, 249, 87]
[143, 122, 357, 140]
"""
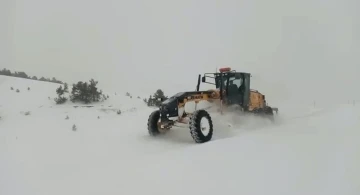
[0, 75, 147, 117]
[0, 75, 359, 195]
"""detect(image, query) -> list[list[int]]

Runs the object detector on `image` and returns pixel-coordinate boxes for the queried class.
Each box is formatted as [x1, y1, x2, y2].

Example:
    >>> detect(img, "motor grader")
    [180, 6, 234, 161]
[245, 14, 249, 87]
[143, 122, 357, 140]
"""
[147, 67, 278, 143]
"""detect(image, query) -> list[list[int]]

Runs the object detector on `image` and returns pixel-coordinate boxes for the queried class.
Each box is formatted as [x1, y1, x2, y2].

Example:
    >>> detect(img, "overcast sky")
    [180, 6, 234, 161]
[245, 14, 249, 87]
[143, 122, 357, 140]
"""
[1, 0, 359, 105]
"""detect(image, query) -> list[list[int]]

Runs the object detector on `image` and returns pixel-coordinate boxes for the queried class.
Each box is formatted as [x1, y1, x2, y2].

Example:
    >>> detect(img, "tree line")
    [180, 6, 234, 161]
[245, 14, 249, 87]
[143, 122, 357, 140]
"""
[0, 68, 63, 84]
[1, 68, 171, 107]
[55, 79, 169, 107]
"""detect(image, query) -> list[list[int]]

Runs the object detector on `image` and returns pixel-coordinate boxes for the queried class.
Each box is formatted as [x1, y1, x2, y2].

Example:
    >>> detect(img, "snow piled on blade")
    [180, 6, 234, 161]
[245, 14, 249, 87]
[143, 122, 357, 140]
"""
[0, 75, 359, 195]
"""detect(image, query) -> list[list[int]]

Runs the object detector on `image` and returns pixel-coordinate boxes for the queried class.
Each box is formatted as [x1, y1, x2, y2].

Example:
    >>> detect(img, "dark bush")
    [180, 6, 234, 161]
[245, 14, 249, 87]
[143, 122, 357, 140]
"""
[70, 79, 103, 104]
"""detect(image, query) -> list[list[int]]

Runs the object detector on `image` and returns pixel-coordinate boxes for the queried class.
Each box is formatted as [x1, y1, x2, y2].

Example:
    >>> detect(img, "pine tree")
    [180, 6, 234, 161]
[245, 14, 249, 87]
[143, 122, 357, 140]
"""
[151, 89, 167, 106]
[55, 83, 68, 104]
[153, 89, 165, 100]
[70, 79, 103, 104]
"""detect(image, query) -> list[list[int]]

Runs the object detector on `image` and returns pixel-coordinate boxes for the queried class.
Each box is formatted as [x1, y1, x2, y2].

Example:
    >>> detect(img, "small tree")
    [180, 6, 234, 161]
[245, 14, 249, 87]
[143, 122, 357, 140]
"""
[89, 79, 102, 102]
[147, 95, 153, 106]
[70, 81, 84, 103]
[55, 83, 69, 104]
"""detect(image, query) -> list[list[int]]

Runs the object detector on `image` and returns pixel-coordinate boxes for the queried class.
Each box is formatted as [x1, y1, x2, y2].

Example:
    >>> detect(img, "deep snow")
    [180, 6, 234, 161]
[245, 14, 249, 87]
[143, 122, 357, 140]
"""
[0, 75, 359, 195]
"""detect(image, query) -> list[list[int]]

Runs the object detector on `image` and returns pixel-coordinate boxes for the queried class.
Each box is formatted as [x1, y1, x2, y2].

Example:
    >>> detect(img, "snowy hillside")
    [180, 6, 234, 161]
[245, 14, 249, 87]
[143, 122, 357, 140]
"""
[0, 75, 359, 195]
[0, 75, 148, 117]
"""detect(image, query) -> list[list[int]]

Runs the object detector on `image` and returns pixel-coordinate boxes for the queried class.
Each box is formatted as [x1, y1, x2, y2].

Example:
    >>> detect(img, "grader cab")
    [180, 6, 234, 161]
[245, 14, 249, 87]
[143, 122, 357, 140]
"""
[200, 67, 277, 113]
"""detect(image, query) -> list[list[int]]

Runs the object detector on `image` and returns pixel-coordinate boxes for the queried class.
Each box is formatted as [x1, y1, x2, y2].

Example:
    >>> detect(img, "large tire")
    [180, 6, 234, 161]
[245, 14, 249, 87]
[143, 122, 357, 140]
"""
[189, 109, 214, 143]
[147, 110, 161, 136]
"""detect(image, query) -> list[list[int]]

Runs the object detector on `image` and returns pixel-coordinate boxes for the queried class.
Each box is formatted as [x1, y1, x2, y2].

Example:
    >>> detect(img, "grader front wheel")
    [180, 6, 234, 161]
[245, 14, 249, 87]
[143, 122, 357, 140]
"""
[147, 110, 161, 136]
[189, 109, 214, 143]
[147, 110, 172, 136]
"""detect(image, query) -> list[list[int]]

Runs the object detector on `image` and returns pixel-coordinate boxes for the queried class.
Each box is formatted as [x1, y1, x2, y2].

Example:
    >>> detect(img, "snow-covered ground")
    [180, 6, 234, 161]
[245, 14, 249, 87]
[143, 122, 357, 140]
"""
[0, 75, 359, 195]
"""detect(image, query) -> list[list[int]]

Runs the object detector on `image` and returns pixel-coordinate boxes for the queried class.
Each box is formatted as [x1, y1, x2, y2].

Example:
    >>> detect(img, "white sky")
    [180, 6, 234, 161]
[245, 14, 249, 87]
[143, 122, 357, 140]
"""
[1, 0, 359, 104]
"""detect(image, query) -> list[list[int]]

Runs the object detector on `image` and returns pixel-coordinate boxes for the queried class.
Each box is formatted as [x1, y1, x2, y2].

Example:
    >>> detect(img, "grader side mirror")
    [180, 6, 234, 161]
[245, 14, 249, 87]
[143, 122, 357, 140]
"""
[202, 76, 206, 82]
